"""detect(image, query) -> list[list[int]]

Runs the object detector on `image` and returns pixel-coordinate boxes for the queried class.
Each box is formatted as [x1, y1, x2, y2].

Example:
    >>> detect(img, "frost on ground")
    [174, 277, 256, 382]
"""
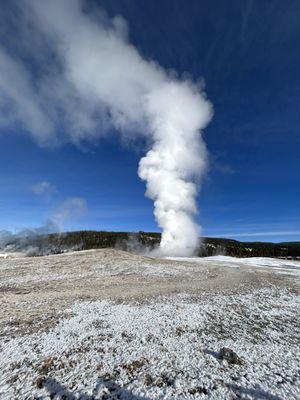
[0, 250, 299, 399]
[167, 256, 300, 277]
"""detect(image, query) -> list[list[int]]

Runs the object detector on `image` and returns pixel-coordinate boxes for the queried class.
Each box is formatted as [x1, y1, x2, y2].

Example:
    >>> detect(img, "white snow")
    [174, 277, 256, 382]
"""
[0, 289, 299, 399]
[0, 252, 23, 259]
[167, 256, 300, 276]
[0, 251, 299, 399]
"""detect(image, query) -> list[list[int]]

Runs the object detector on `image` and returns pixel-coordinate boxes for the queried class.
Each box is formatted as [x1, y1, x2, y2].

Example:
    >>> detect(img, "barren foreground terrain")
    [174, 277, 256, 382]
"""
[0, 249, 299, 399]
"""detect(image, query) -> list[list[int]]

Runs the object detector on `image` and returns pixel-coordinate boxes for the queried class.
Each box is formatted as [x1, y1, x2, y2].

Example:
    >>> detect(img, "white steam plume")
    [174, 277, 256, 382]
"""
[139, 83, 211, 256]
[0, 0, 213, 256]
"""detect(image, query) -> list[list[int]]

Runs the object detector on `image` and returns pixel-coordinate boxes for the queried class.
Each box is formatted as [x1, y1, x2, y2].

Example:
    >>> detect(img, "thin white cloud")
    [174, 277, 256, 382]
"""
[29, 181, 56, 197]
[208, 231, 300, 238]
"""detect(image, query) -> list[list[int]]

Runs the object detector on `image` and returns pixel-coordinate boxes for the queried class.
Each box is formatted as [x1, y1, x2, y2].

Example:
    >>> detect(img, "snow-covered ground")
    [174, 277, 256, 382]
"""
[0, 252, 23, 259]
[0, 250, 299, 399]
[167, 255, 300, 277]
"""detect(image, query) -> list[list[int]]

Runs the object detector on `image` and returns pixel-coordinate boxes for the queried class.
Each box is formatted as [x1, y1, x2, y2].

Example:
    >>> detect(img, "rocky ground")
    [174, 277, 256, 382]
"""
[0, 249, 299, 399]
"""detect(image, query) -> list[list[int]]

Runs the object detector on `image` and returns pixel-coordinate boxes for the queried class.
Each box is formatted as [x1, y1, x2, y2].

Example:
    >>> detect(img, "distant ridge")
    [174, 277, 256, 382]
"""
[1, 230, 300, 259]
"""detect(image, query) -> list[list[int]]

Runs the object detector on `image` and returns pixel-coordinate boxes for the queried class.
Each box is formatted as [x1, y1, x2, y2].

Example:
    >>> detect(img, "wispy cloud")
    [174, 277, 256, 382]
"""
[208, 231, 300, 238]
[29, 181, 57, 198]
[92, 205, 149, 219]
[213, 161, 235, 175]
[208, 153, 235, 175]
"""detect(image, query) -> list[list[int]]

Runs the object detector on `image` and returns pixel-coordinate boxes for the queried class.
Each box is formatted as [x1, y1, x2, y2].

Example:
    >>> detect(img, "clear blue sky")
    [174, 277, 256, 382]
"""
[0, 0, 299, 242]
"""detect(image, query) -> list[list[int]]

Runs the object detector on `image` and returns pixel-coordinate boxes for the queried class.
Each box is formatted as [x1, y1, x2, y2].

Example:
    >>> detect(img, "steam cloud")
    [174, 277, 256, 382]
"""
[0, 194, 87, 256]
[0, 0, 213, 256]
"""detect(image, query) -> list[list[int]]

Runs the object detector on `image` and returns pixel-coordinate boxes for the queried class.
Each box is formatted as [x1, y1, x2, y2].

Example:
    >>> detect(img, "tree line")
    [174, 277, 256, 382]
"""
[3, 230, 300, 259]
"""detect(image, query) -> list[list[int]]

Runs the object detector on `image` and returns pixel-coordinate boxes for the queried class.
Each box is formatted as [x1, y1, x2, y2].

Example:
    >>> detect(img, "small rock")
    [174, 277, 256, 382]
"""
[175, 327, 184, 337]
[96, 363, 103, 371]
[218, 347, 241, 365]
[144, 373, 153, 386]
[36, 376, 45, 389]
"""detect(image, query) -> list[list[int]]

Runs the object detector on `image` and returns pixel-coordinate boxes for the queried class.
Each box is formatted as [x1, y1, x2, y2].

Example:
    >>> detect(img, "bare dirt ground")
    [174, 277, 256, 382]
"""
[0, 249, 299, 399]
[1, 249, 295, 334]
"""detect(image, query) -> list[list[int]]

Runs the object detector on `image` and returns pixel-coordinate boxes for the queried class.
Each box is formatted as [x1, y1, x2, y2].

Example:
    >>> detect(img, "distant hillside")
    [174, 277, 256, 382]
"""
[1, 230, 300, 259]
[202, 237, 300, 258]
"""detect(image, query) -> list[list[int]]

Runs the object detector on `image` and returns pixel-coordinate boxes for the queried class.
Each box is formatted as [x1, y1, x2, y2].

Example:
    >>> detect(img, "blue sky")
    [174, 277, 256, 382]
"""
[0, 0, 299, 242]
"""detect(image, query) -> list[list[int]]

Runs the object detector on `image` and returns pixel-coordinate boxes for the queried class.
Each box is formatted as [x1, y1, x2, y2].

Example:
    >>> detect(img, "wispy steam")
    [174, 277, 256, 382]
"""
[0, 221, 58, 257]
[0, 0, 213, 256]
[0, 195, 87, 256]
[53, 197, 88, 230]
[1, 176, 87, 256]
[138, 82, 211, 256]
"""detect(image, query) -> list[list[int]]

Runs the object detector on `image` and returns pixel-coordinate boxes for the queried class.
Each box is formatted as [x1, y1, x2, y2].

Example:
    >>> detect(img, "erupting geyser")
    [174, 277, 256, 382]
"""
[139, 83, 212, 256]
[0, 0, 213, 256]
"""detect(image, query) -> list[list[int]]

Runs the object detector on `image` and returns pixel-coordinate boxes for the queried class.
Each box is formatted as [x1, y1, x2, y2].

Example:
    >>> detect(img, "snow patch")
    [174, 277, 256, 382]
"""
[167, 256, 300, 276]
